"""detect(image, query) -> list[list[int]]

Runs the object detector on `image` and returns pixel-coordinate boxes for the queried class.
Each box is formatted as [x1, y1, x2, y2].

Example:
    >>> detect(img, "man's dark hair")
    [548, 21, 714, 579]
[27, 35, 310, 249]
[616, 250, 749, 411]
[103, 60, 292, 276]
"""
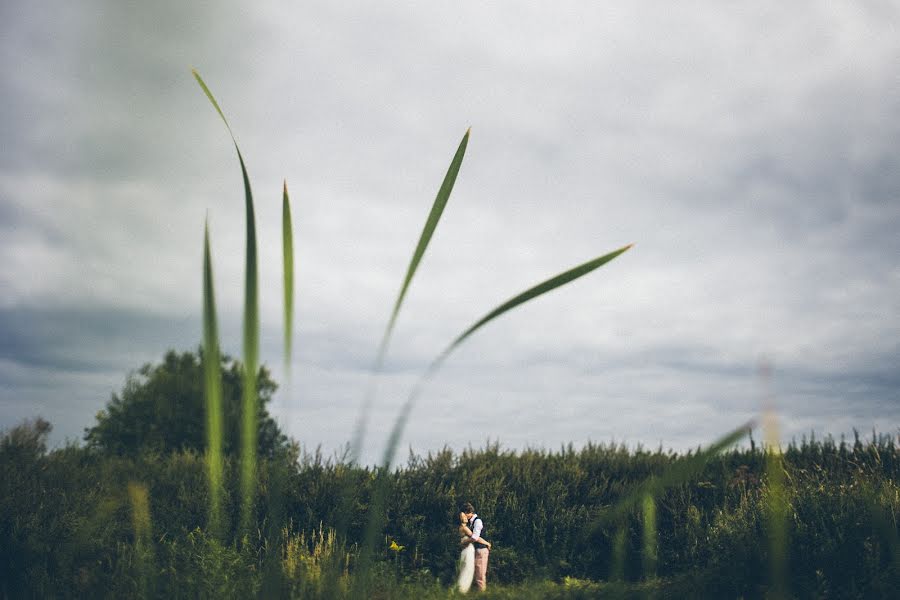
[462, 502, 475, 514]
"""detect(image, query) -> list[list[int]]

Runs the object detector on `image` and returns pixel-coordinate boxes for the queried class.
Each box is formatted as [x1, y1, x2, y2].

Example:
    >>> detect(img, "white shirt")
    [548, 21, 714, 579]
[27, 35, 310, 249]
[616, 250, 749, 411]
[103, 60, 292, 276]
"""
[470, 514, 483, 542]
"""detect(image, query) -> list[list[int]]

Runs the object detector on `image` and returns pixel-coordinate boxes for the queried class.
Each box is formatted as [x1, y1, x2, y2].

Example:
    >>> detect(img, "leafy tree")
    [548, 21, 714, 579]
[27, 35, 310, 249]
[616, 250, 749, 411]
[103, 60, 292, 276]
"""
[85, 349, 288, 457]
[0, 417, 52, 462]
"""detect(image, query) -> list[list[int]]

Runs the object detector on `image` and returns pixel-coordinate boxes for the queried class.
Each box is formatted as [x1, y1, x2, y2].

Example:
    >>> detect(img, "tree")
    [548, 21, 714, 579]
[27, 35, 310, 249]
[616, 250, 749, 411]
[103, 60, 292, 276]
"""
[85, 350, 288, 457]
[0, 417, 52, 464]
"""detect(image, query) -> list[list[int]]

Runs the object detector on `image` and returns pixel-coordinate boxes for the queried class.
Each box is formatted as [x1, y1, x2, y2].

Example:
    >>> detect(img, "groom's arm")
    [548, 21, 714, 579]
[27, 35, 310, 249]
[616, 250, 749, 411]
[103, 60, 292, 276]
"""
[470, 519, 483, 542]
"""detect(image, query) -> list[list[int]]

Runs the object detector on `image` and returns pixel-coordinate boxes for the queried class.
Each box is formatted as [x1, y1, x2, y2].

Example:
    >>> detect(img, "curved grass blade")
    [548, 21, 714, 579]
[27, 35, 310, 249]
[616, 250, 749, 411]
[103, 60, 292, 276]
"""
[590, 421, 753, 533]
[193, 69, 259, 536]
[349, 128, 471, 462]
[764, 411, 789, 598]
[282, 180, 294, 376]
[378, 242, 635, 473]
[356, 243, 634, 585]
[435, 243, 633, 369]
[202, 221, 225, 539]
[347, 130, 471, 596]
[381, 128, 471, 360]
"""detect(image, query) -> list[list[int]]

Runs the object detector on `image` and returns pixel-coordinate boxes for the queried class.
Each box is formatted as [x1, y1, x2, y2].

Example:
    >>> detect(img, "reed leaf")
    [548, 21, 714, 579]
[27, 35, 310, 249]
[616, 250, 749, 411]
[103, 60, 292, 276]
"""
[610, 526, 627, 582]
[350, 128, 471, 463]
[764, 411, 789, 598]
[283, 180, 294, 375]
[641, 492, 657, 580]
[381, 243, 634, 472]
[380, 128, 470, 361]
[127, 481, 154, 597]
[591, 421, 753, 531]
[356, 243, 634, 587]
[192, 69, 259, 535]
[202, 222, 224, 539]
[435, 243, 633, 368]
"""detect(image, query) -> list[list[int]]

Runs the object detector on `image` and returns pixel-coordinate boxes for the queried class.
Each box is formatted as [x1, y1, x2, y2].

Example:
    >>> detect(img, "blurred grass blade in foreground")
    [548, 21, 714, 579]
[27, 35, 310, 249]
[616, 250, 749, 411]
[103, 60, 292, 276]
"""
[591, 421, 753, 533]
[356, 243, 634, 590]
[642, 492, 657, 580]
[128, 481, 155, 596]
[202, 221, 224, 538]
[347, 129, 471, 597]
[382, 242, 634, 471]
[283, 180, 294, 376]
[350, 128, 471, 462]
[193, 69, 259, 535]
[765, 411, 789, 598]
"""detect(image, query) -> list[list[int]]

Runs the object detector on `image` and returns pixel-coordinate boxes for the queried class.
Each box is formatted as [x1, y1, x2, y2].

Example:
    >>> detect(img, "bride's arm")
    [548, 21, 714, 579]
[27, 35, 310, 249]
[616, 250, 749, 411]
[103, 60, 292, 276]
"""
[459, 525, 473, 546]
[459, 525, 492, 548]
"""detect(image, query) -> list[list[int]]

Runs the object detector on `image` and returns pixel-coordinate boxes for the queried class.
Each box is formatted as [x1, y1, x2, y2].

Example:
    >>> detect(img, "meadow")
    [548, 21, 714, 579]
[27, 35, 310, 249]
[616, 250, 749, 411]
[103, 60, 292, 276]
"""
[1, 72, 897, 598]
[2, 417, 898, 598]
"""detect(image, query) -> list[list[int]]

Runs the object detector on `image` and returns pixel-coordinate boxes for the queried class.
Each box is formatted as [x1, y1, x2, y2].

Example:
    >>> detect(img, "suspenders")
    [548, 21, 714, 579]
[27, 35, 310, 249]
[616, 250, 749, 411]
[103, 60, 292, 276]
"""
[468, 515, 488, 549]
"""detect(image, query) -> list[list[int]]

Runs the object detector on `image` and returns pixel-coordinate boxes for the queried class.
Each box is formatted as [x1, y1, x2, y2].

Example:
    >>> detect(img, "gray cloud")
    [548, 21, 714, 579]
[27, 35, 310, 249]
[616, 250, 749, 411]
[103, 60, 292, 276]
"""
[2, 1, 899, 463]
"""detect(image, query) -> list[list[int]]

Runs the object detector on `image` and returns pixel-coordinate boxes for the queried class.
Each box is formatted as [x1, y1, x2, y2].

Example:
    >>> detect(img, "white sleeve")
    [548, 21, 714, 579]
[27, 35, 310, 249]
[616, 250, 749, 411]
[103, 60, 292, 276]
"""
[471, 518, 483, 541]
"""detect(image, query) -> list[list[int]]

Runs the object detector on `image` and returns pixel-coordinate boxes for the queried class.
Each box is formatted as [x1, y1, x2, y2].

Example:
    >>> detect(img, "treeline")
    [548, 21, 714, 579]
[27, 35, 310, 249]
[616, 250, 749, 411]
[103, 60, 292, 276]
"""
[2, 417, 898, 598]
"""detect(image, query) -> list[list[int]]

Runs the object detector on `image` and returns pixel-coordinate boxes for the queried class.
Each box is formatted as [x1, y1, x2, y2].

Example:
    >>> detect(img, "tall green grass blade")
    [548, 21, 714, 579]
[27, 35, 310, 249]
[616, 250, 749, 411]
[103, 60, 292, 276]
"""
[202, 222, 224, 539]
[381, 243, 633, 472]
[346, 130, 471, 593]
[764, 412, 789, 598]
[193, 69, 259, 536]
[238, 137, 259, 538]
[192, 69, 234, 138]
[350, 128, 471, 463]
[380, 128, 470, 361]
[610, 525, 627, 582]
[591, 421, 753, 532]
[283, 180, 294, 376]
[355, 243, 634, 587]
[435, 243, 633, 367]
[127, 481, 154, 598]
[642, 492, 657, 580]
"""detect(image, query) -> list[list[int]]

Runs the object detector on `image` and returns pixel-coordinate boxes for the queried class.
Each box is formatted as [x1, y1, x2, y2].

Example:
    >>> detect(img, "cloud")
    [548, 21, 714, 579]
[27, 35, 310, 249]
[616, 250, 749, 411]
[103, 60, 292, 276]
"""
[1, 1, 899, 462]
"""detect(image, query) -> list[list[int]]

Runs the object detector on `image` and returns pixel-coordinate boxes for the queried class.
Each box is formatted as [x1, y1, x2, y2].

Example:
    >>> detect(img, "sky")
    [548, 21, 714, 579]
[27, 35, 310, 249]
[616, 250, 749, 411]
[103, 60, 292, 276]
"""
[1, 1, 898, 464]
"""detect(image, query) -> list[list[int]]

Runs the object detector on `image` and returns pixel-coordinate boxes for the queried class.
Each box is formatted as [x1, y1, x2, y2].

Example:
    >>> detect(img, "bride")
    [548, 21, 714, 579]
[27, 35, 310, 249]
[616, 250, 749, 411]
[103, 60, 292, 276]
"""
[456, 511, 491, 593]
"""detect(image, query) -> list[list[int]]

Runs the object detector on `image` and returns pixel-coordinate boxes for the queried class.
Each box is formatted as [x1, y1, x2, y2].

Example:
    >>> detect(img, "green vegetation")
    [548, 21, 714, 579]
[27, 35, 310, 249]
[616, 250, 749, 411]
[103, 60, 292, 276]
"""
[85, 350, 287, 459]
[2, 415, 898, 597]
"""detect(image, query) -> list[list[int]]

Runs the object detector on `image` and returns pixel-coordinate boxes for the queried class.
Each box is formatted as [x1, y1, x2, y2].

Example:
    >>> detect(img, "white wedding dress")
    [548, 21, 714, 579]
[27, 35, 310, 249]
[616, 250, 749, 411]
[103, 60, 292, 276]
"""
[457, 544, 475, 593]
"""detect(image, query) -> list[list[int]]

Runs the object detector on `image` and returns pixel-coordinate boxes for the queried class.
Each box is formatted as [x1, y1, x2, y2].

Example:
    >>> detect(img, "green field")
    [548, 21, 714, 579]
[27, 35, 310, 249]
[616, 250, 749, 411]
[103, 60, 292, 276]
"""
[2, 406, 898, 598]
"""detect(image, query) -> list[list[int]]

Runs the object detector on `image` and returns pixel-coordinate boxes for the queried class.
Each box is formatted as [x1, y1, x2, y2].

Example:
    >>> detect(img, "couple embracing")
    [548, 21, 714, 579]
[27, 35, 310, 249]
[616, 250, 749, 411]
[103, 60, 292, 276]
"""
[456, 502, 492, 593]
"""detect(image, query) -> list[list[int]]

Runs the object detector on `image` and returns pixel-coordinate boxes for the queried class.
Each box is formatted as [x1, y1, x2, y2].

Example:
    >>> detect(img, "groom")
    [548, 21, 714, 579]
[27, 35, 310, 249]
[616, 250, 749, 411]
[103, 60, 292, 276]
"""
[463, 502, 489, 591]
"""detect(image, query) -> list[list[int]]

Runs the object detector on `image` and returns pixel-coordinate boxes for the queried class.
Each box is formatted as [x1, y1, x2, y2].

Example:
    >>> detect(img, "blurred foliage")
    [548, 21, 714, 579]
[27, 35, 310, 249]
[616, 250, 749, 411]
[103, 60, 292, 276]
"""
[2, 409, 898, 597]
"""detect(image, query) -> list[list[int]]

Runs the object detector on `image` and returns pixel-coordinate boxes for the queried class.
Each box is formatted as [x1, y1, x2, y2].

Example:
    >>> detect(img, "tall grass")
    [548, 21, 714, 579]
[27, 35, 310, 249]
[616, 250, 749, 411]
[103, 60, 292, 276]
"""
[127, 481, 154, 597]
[765, 411, 788, 597]
[350, 128, 471, 463]
[202, 222, 225, 538]
[192, 70, 259, 535]
[4, 420, 899, 597]
[641, 492, 657, 580]
[283, 181, 294, 376]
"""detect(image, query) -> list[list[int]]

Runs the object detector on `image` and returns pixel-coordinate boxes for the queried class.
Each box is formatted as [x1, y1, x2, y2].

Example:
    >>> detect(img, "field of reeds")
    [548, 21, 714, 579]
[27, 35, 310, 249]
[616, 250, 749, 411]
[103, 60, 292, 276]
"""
[2, 419, 899, 598]
[1, 72, 897, 599]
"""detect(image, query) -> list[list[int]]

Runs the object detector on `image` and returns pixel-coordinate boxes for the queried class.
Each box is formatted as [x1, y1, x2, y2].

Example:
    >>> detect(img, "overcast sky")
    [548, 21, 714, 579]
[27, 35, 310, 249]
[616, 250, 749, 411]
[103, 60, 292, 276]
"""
[2, 1, 898, 464]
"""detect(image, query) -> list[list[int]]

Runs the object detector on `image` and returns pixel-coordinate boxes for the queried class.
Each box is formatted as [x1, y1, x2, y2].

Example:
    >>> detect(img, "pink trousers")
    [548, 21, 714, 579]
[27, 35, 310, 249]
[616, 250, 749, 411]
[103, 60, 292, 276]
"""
[473, 547, 489, 591]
